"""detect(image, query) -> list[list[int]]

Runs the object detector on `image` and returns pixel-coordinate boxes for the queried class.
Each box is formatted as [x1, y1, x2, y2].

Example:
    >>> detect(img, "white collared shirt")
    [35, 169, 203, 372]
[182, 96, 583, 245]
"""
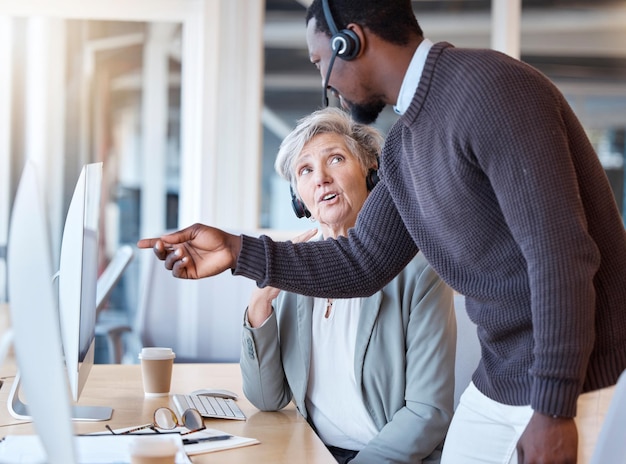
[393, 38, 434, 115]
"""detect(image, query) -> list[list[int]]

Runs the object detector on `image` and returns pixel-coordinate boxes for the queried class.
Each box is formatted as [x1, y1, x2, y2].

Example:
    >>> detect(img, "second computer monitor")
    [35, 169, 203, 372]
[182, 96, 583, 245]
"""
[57, 162, 112, 420]
[59, 162, 101, 402]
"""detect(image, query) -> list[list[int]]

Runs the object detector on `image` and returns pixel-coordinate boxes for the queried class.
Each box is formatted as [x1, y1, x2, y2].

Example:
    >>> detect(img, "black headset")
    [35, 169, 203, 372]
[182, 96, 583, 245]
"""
[290, 167, 380, 219]
[322, 0, 361, 61]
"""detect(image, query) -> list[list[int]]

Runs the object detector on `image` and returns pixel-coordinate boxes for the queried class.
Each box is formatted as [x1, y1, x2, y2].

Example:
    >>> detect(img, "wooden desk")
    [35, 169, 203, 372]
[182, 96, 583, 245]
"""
[0, 363, 335, 463]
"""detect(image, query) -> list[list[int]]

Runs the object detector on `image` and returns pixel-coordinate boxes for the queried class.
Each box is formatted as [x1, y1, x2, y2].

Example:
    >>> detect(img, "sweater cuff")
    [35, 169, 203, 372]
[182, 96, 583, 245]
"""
[233, 234, 268, 285]
[531, 377, 580, 418]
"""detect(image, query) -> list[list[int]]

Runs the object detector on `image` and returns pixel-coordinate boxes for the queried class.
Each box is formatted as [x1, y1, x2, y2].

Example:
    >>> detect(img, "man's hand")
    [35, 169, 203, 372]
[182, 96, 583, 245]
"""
[517, 411, 578, 463]
[137, 223, 242, 279]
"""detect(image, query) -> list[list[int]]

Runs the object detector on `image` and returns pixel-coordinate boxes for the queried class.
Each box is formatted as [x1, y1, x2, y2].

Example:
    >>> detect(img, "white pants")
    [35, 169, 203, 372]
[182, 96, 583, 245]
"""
[441, 382, 615, 464]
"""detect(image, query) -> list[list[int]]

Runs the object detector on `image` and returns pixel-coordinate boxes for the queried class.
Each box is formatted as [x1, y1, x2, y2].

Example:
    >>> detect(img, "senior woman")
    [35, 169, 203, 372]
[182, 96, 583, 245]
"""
[240, 108, 456, 464]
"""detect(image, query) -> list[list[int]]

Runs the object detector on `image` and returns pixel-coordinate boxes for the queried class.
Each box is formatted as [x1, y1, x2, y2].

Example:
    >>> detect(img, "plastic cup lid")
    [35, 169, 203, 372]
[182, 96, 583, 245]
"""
[138, 347, 176, 360]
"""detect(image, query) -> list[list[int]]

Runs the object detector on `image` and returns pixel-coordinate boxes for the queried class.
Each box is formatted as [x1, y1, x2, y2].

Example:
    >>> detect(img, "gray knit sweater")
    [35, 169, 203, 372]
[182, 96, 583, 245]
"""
[236, 42, 626, 418]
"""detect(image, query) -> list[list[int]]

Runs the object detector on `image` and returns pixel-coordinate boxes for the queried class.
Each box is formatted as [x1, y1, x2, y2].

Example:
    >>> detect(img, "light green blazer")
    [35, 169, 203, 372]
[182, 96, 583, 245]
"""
[240, 253, 456, 464]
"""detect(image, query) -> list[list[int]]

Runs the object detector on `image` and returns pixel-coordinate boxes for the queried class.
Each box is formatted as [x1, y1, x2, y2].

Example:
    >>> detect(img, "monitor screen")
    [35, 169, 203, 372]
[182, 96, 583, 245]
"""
[7, 160, 77, 461]
[58, 162, 102, 403]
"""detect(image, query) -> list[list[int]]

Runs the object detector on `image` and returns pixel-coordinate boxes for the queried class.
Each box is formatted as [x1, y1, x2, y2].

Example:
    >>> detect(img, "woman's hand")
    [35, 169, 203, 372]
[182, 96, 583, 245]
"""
[246, 228, 318, 327]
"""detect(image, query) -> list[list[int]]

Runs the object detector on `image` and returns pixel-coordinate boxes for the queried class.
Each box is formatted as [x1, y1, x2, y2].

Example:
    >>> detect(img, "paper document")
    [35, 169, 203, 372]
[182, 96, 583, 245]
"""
[180, 428, 260, 456]
[0, 434, 192, 463]
[94, 425, 260, 456]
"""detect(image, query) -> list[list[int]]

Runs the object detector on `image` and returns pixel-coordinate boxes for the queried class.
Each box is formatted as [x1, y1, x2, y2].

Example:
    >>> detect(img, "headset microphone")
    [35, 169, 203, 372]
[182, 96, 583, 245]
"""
[322, 47, 340, 107]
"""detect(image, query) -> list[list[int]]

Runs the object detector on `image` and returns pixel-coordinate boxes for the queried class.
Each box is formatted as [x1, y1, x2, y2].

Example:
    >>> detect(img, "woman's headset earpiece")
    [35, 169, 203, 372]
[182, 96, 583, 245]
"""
[366, 168, 380, 191]
[290, 185, 312, 219]
[322, 0, 361, 61]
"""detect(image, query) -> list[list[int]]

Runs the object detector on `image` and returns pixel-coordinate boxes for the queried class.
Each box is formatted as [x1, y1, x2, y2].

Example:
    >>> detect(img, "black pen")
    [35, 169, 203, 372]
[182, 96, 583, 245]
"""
[183, 435, 232, 445]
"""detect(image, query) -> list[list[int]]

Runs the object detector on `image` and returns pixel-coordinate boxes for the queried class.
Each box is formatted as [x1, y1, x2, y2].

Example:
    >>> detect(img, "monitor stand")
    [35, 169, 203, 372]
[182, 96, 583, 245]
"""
[7, 371, 112, 421]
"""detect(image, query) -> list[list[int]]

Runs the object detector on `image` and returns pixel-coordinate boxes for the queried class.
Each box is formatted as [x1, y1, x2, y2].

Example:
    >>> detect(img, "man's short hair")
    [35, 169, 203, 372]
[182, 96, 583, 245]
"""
[306, 0, 423, 45]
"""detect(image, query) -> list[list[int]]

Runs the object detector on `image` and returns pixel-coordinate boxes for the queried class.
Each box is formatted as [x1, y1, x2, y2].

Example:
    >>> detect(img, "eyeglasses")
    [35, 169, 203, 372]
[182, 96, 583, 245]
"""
[106, 407, 205, 436]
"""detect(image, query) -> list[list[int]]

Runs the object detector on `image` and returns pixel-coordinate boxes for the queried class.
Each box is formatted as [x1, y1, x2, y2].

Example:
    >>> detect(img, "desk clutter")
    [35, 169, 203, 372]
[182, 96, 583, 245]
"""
[0, 434, 190, 464]
[0, 363, 337, 463]
[0, 427, 259, 463]
[100, 425, 259, 457]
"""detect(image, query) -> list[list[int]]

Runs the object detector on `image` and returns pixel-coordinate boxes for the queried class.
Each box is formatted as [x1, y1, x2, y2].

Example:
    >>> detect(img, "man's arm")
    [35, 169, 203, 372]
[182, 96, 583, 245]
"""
[235, 182, 419, 298]
[138, 183, 419, 299]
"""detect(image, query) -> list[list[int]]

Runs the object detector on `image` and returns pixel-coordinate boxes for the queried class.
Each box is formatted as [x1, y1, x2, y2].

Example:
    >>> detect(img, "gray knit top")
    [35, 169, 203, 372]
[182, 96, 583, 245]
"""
[235, 42, 626, 418]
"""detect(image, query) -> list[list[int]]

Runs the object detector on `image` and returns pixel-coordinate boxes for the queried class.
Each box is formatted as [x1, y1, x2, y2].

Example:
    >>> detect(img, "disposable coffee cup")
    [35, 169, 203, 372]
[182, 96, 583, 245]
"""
[138, 347, 175, 397]
[129, 436, 178, 464]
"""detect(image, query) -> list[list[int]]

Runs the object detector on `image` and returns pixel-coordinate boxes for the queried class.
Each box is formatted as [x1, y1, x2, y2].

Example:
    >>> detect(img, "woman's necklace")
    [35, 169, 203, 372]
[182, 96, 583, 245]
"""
[325, 298, 334, 319]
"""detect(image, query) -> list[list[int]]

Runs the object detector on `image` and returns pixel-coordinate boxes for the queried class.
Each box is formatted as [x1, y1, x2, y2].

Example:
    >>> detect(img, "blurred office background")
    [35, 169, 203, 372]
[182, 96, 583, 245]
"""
[0, 0, 625, 362]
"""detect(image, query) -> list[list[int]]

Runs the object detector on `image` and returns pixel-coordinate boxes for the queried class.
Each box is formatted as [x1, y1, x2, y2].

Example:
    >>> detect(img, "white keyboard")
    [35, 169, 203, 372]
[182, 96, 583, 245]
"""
[172, 394, 246, 421]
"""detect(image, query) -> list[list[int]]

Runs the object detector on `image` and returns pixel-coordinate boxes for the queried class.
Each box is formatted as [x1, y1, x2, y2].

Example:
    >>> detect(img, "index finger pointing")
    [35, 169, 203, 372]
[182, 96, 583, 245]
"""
[137, 238, 160, 249]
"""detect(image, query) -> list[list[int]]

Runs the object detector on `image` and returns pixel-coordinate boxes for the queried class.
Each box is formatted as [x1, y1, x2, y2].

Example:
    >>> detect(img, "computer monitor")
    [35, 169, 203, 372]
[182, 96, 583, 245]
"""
[8, 162, 113, 421]
[57, 162, 113, 420]
[7, 159, 77, 462]
[58, 162, 101, 404]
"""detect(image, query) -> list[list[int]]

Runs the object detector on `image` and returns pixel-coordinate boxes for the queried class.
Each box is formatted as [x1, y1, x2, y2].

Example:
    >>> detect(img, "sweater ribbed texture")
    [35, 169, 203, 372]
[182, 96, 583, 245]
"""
[236, 42, 626, 417]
